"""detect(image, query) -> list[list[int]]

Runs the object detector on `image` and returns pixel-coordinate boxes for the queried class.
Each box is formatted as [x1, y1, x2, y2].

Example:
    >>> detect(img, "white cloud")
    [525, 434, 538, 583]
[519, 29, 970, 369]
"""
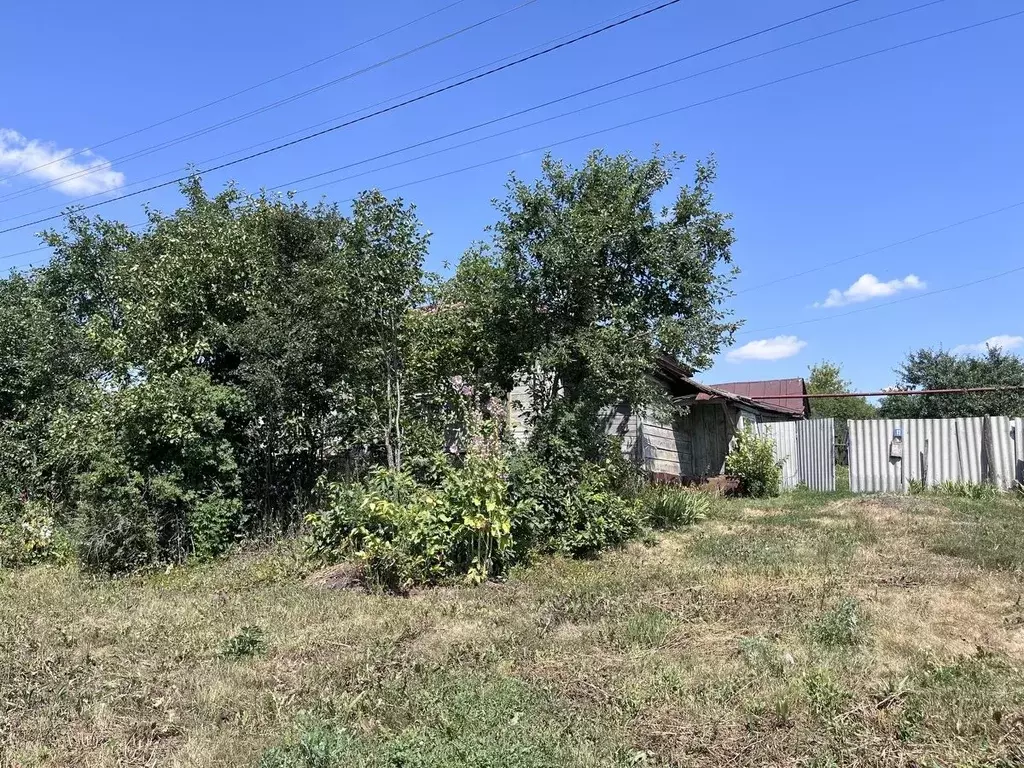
[0, 128, 125, 196]
[815, 273, 925, 308]
[951, 335, 1024, 355]
[726, 335, 807, 362]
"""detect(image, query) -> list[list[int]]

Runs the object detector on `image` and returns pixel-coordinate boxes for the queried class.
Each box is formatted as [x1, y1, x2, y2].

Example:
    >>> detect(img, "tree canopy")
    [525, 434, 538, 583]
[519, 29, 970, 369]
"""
[806, 361, 876, 422]
[0, 149, 738, 570]
[878, 346, 1024, 418]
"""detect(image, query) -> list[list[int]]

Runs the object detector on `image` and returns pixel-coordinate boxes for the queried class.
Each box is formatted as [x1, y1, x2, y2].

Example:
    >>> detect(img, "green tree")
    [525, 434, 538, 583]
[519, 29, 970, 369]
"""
[807, 361, 876, 421]
[878, 346, 1024, 418]
[4, 178, 434, 564]
[459, 150, 737, 465]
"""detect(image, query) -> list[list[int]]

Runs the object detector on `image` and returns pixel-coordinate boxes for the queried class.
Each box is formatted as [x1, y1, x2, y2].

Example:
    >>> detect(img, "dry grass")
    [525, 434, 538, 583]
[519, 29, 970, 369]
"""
[3, 492, 1024, 767]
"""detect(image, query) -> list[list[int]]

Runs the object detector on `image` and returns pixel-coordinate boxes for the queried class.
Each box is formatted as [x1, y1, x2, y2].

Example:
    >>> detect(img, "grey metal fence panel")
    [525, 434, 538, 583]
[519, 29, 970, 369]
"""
[1013, 418, 1024, 487]
[849, 416, 1024, 493]
[796, 419, 835, 491]
[758, 421, 799, 489]
[849, 419, 902, 493]
[989, 416, 1018, 489]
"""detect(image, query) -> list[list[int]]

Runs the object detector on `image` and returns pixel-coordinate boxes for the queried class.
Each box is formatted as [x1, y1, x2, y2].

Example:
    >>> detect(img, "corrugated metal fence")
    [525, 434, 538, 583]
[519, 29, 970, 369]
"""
[757, 418, 836, 491]
[848, 416, 1024, 493]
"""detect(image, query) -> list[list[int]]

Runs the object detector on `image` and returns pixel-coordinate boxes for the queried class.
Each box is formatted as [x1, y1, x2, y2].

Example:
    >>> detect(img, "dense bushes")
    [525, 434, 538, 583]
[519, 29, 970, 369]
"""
[0, 150, 736, 575]
[725, 426, 782, 498]
[307, 453, 516, 589]
[306, 444, 715, 588]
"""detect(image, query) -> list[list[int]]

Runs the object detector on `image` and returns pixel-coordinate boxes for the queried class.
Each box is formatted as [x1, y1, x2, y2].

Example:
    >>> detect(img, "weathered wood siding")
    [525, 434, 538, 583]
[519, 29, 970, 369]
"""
[508, 383, 784, 480]
[635, 403, 741, 478]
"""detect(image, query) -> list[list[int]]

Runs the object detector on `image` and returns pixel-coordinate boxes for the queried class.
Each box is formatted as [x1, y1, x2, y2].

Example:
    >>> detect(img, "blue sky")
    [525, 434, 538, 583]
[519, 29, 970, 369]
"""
[1, 0, 1021, 390]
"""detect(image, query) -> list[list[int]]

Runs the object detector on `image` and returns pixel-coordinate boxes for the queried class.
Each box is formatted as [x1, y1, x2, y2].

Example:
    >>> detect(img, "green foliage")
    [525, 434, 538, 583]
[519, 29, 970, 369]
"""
[878, 346, 1024, 418]
[55, 369, 243, 572]
[506, 452, 643, 558]
[455, 150, 736, 465]
[811, 598, 865, 648]
[725, 426, 782, 498]
[0, 151, 733, 575]
[219, 625, 268, 659]
[0, 502, 73, 567]
[807, 361, 876, 421]
[307, 452, 516, 589]
[642, 485, 711, 528]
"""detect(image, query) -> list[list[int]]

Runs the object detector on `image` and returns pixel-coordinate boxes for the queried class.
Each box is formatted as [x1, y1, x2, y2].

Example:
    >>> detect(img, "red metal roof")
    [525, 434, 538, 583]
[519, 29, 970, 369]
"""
[700, 378, 809, 417]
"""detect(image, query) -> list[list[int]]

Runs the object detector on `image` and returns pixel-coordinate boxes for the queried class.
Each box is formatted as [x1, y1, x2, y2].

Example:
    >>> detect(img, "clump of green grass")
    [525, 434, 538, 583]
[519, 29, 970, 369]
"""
[258, 673, 624, 768]
[911, 480, 1001, 500]
[642, 485, 711, 529]
[810, 598, 864, 648]
[219, 625, 268, 659]
[929, 495, 1024, 571]
[612, 606, 677, 650]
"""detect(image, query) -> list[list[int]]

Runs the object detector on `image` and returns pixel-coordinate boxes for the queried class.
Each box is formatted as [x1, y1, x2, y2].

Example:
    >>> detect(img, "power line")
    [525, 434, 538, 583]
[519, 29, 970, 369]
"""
[277, 0, 941, 196]
[735, 200, 1024, 294]
[0, 0, 685, 236]
[0, 0, 541, 204]
[306, 10, 1024, 206]
[737, 264, 1024, 337]
[0, 0, 670, 226]
[0, 0, 884, 226]
[7, 6, 1020, 274]
[0, 0, 472, 188]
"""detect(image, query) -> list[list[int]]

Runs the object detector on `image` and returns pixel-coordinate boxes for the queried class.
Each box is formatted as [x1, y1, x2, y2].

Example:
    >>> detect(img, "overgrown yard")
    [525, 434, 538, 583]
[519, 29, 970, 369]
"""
[3, 492, 1024, 767]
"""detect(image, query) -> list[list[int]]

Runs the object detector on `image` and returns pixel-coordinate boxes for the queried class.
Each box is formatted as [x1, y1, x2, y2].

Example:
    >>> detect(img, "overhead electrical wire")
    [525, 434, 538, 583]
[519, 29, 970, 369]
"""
[0, 0, 674, 225]
[0, 0, 542, 204]
[0, 0, 473, 187]
[276, 0, 946, 195]
[734, 199, 1024, 295]
[0, 0, 687, 236]
[0, 0, 882, 226]
[736, 264, 1024, 337]
[5, 8, 1021, 283]
[295, 11, 1024, 205]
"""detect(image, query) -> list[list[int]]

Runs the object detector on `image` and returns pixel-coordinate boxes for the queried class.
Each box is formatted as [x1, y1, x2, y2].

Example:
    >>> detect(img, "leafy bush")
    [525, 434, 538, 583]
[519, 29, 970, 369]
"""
[725, 426, 782, 498]
[506, 453, 643, 558]
[219, 625, 268, 659]
[0, 501, 73, 568]
[53, 370, 243, 572]
[642, 485, 711, 529]
[307, 452, 516, 589]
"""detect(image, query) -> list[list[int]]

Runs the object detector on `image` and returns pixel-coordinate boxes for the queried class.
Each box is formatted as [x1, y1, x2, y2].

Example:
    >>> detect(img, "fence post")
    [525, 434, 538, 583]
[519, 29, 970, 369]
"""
[982, 416, 996, 486]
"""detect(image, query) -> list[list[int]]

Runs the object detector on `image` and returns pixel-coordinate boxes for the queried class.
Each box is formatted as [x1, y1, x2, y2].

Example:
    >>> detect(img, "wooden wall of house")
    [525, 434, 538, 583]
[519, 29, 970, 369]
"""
[509, 383, 763, 480]
[636, 403, 741, 479]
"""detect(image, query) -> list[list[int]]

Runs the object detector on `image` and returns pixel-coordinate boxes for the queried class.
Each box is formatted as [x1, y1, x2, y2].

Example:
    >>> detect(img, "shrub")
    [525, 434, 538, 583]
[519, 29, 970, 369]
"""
[725, 426, 782, 498]
[219, 625, 268, 659]
[55, 370, 243, 572]
[642, 485, 711, 529]
[506, 453, 643, 558]
[75, 454, 159, 574]
[0, 501, 73, 568]
[307, 452, 516, 589]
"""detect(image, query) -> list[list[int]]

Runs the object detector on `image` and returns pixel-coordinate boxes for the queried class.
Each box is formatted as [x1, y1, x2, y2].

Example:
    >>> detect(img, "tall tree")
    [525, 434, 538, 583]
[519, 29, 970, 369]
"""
[878, 346, 1024, 418]
[807, 361, 876, 464]
[459, 150, 737, 464]
[807, 361, 876, 421]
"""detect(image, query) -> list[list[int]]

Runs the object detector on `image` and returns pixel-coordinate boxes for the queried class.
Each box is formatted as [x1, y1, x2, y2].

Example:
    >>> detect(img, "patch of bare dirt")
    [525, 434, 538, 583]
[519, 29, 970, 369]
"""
[305, 562, 366, 591]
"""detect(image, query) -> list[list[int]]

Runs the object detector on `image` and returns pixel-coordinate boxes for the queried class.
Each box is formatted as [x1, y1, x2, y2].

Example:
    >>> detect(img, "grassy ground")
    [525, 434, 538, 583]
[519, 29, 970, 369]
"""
[3, 491, 1024, 767]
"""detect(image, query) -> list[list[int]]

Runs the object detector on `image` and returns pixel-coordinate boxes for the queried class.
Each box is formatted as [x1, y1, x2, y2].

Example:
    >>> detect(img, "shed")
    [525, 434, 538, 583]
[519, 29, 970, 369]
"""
[508, 357, 805, 481]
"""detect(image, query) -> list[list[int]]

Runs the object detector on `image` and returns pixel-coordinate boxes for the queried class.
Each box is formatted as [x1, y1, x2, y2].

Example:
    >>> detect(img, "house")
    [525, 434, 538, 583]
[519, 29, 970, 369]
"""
[508, 357, 806, 482]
